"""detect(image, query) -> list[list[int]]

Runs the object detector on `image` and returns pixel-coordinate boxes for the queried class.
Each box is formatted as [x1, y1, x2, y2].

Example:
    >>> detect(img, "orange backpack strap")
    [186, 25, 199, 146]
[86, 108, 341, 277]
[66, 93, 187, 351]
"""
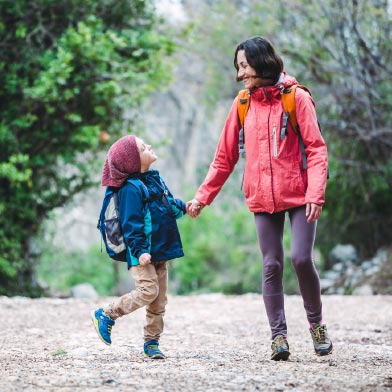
[237, 89, 250, 126]
[281, 84, 312, 135]
[237, 89, 250, 158]
[281, 84, 312, 170]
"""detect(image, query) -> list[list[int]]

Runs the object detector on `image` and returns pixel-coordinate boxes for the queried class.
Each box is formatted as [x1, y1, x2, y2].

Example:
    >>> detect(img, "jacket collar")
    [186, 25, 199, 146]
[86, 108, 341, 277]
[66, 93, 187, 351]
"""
[249, 72, 298, 103]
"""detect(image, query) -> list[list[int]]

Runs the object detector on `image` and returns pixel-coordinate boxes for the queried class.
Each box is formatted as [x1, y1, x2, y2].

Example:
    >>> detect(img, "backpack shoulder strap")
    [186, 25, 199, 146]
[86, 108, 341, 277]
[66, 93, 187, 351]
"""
[125, 178, 150, 201]
[237, 89, 250, 159]
[281, 84, 312, 135]
[281, 85, 298, 134]
[281, 84, 313, 170]
[237, 89, 250, 126]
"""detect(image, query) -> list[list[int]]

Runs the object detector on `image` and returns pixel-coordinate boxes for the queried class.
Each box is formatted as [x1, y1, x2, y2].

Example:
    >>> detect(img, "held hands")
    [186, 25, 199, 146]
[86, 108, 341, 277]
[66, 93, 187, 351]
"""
[186, 198, 204, 218]
[139, 253, 151, 266]
[306, 203, 322, 223]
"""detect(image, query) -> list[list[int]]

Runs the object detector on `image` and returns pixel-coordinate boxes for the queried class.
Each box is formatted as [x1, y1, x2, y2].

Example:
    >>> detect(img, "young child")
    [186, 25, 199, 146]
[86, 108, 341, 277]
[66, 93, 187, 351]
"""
[91, 134, 186, 359]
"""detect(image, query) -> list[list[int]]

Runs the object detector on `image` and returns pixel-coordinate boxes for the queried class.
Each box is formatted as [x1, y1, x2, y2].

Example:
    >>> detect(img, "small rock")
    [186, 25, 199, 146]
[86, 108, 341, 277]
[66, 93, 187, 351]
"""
[71, 283, 98, 298]
[352, 284, 373, 295]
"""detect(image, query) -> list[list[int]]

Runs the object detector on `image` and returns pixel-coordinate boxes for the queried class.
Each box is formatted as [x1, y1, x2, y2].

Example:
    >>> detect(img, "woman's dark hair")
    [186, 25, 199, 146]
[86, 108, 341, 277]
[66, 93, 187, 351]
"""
[234, 36, 283, 83]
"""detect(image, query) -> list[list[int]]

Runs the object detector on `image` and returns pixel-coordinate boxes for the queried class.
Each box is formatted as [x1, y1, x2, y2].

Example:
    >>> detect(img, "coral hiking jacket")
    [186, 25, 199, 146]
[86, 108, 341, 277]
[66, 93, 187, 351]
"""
[195, 73, 328, 213]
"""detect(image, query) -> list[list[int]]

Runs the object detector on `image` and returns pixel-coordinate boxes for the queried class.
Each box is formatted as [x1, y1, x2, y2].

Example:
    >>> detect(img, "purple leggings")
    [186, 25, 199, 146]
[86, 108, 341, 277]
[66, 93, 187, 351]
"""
[254, 205, 322, 339]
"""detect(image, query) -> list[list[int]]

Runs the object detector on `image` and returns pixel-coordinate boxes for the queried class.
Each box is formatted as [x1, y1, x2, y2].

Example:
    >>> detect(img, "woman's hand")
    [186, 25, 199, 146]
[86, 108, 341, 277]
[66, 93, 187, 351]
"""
[186, 199, 204, 218]
[139, 253, 151, 266]
[306, 203, 322, 223]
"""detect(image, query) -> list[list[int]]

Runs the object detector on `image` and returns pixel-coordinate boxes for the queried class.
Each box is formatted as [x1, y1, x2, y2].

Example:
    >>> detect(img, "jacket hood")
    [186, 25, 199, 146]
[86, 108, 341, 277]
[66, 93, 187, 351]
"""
[280, 72, 298, 88]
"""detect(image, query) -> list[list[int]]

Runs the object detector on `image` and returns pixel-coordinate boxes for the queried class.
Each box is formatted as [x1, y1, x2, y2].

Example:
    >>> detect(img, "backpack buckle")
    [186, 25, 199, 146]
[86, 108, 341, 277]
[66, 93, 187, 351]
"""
[281, 87, 292, 95]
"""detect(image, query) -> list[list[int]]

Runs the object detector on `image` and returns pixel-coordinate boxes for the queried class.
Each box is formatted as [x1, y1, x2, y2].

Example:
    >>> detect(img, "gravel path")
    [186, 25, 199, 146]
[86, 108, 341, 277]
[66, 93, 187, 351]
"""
[1, 294, 391, 391]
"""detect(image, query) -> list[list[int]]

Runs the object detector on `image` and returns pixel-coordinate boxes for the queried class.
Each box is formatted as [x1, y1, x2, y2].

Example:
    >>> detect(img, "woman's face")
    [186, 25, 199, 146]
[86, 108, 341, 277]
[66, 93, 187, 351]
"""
[236, 50, 262, 89]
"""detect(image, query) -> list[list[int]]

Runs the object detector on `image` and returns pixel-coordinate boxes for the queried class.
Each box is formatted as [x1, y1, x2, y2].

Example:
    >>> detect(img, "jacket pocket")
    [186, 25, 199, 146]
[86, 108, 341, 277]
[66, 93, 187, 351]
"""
[277, 159, 306, 201]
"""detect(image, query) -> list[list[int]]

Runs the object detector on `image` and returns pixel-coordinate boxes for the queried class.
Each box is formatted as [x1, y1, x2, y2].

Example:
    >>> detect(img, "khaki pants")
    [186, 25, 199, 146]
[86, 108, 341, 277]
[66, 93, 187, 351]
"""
[104, 261, 168, 342]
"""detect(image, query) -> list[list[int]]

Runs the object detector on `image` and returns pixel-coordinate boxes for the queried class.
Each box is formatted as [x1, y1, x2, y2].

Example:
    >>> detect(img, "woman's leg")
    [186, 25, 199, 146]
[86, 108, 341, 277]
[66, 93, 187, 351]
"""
[144, 261, 168, 342]
[254, 211, 287, 339]
[104, 264, 159, 320]
[289, 206, 322, 324]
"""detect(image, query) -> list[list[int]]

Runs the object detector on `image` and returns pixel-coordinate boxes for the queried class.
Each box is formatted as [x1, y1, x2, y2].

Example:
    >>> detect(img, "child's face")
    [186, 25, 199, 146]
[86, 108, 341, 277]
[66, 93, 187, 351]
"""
[136, 137, 158, 171]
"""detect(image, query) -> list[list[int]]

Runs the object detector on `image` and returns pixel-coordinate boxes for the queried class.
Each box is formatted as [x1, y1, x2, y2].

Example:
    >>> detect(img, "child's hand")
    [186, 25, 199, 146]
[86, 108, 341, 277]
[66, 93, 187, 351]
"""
[186, 199, 204, 218]
[139, 253, 151, 266]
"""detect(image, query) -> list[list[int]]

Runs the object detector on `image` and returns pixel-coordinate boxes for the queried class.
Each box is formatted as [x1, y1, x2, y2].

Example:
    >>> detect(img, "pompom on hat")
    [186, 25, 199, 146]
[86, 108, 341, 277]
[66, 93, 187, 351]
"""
[101, 135, 141, 187]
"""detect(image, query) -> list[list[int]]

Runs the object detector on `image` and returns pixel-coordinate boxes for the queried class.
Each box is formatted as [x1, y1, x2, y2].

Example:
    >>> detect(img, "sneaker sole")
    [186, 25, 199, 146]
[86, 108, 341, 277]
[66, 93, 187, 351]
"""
[90, 310, 111, 346]
[143, 353, 166, 359]
[271, 350, 290, 361]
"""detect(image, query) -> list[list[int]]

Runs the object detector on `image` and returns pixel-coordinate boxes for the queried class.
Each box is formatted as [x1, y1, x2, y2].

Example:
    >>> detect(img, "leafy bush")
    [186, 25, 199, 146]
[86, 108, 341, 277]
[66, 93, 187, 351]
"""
[0, 0, 175, 295]
[173, 205, 305, 295]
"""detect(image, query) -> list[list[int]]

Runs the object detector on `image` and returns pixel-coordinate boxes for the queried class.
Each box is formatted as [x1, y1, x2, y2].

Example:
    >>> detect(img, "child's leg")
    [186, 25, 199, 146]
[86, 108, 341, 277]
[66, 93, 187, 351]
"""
[144, 261, 168, 342]
[104, 264, 159, 320]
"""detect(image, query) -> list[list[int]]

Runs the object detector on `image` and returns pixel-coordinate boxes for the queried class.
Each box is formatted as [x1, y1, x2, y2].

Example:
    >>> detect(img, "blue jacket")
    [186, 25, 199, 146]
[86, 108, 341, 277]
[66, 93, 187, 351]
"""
[117, 170, 185, 268]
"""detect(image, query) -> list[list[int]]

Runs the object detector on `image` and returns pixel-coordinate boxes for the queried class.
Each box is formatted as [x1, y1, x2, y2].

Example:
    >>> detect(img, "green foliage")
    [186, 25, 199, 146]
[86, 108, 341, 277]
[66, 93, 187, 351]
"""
[172, 206, 261, 294]
[50, 349, 68, 356]
[36, 243, 122, 296]
[171, 205, 300, 295]
[0, 0, 175, 295]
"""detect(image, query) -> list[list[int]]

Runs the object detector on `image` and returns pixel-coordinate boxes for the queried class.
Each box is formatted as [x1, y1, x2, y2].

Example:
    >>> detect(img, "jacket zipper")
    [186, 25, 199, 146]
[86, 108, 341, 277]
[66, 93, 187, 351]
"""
[265, 87, 276, 213]
[272, 126, 278, 157]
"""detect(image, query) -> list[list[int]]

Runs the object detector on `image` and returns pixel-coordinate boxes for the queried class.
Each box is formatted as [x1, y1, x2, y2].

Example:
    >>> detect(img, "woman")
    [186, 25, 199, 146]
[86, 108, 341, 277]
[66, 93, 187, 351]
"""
[187, 36, 332, 360]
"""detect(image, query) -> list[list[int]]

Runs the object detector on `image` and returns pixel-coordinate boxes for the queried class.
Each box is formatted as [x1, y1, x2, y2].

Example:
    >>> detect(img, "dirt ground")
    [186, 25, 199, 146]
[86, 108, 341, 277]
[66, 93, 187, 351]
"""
[1, 294, 391, 392]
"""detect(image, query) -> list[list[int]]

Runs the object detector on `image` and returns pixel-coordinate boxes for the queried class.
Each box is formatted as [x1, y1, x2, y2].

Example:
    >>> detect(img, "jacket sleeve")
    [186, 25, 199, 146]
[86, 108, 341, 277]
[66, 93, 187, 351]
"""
[118, 183, 150, 259]
[160, 176, 186, 219]
[295, 88, 328, 205]
[195, 98, 241, 205]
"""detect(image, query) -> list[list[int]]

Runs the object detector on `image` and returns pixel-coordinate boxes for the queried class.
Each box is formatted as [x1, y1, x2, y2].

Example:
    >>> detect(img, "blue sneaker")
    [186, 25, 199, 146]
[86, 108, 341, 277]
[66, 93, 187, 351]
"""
[91, 308, 115, 345]
[143, 339, 165, 359]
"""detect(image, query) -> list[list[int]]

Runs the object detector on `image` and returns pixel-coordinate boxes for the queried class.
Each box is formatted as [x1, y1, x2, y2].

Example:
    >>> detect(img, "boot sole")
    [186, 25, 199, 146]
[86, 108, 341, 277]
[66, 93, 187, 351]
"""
[271, 350, 291, 361]
[315, 342, 333, 356]
[315, 348, 333, 356]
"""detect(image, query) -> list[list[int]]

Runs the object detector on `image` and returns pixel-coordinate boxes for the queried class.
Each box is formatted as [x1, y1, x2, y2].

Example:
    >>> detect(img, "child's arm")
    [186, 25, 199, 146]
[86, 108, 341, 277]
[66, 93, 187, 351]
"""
[160, 177, 186, 219]
[169, 197, 186, 219]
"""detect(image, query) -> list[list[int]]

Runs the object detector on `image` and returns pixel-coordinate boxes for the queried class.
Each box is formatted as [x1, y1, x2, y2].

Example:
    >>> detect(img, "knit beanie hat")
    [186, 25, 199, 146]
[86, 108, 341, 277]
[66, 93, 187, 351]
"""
[101, 135, 141, 187]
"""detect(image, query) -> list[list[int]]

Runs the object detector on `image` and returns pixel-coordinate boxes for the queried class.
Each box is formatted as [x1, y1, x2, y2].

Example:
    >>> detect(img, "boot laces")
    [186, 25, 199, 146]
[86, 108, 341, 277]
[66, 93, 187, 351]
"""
[272, 335, 287, 349]
[314, 325, 327, 343]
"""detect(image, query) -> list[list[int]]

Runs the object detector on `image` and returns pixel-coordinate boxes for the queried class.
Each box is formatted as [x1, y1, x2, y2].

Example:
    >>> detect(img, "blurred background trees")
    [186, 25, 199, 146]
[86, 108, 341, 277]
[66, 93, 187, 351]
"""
[0, 0, 175, 295]
[1, 0, 391, 296]
[276, 0, 392, 261]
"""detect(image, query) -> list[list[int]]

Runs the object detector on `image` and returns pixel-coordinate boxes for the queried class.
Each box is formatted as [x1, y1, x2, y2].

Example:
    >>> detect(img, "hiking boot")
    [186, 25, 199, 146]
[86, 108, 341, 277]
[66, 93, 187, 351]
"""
[91, 308, 115, 345]
[271, 334, 290, 361]
[310, 323, 333, 356]
[143, 339, 166, 359]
